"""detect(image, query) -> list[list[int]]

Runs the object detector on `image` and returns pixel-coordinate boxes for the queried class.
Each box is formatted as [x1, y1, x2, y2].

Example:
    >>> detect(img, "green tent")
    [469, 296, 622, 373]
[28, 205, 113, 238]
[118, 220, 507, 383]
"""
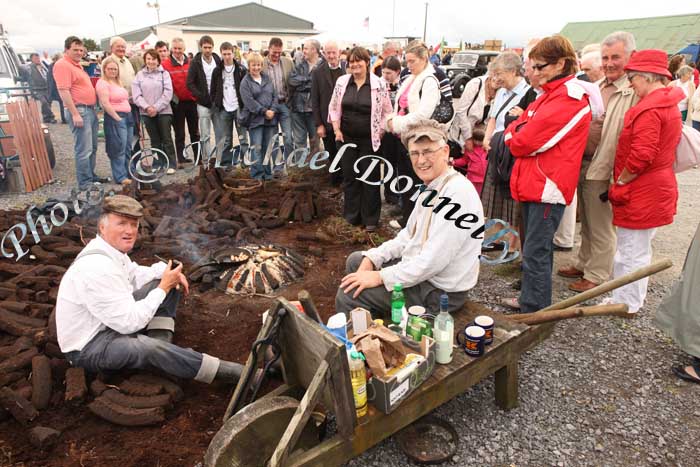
[560, 13, 700, 54]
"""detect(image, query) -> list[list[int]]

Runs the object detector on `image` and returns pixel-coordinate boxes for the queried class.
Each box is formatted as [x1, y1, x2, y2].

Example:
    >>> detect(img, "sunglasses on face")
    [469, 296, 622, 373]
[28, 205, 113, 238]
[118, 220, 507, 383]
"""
[531, 62, 553, 71]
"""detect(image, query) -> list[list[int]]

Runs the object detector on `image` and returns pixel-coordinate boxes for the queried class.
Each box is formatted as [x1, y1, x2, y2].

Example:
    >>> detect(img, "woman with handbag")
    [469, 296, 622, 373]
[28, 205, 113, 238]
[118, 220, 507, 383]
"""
[385, 40, 442, 226]
[239, 53, 280, 181]
[607, 50, 683, 313]
[132, 49, 176, 174]
[329, 47, 393, 231]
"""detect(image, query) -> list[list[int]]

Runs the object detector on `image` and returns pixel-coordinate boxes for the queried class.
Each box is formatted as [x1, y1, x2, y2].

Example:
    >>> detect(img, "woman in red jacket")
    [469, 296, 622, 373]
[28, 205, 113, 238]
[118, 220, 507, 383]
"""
[608, 50, 683, 313]
[502, 35, 592, 313]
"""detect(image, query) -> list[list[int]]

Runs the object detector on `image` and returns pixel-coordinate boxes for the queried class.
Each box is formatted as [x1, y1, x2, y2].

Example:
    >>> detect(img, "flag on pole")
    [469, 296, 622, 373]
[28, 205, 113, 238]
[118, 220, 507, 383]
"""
[362, 16, 369, 28]
[434, 37, 446, 55]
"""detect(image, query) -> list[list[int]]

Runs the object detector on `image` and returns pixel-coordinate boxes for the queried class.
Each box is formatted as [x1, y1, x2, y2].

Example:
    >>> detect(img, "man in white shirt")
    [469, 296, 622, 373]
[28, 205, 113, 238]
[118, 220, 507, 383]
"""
[57, 195, 244, 384]
[211, 42, 248, 166]
[335, 119, 484, 317]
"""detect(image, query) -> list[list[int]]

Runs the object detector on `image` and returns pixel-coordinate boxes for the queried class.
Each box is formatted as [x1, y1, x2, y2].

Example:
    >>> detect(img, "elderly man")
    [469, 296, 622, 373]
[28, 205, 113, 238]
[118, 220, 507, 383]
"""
[263, 37, 295, 173]
[311, 40, 345, 185]
[162, 37, 199, 165]
[54, 36, 107, 190]
[371, 41, 400, 77]
[288, 39, 322, 153]
[558, 31, 638, 292]
[335, 119, 484, 317]
[580, 47, 605, 83]
[56, 195, 244, 384]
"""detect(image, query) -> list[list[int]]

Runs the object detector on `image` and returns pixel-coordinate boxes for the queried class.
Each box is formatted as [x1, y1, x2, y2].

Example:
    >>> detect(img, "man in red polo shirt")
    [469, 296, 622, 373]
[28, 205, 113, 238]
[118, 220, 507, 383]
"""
[161, 37, 199, 165]
[54, 36, 107, 189]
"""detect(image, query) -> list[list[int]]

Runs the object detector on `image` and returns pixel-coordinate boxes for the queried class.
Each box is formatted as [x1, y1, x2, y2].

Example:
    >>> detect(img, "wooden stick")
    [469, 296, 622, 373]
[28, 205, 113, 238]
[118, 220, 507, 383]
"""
[297, 290, 322, 323]
[510, 304, 631, 325]
[538, 259, 673, 313]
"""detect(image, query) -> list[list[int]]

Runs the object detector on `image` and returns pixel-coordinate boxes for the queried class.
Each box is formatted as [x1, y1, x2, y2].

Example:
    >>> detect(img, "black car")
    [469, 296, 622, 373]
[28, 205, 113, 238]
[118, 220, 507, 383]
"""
[443, 50, 499, 98]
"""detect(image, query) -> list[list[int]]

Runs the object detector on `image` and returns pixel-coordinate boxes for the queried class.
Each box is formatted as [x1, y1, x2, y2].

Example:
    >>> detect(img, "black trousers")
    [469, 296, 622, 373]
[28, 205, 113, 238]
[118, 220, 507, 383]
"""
[380, 133, 402, 204]
[142, 114, 176, 167]
[397, 144, 422, 226]
[130, 103, 142, 155]
[341, 136, 381, 227]
[322, 128, 342, 185]
[172, 100, 199, 162]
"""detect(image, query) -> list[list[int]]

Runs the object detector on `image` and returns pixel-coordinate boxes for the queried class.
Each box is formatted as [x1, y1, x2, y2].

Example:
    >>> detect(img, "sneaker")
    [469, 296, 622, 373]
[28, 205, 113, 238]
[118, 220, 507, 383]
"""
[389, 220, 402, 230]
[366, 225, 377, 232]
[166, 168, 176, 175]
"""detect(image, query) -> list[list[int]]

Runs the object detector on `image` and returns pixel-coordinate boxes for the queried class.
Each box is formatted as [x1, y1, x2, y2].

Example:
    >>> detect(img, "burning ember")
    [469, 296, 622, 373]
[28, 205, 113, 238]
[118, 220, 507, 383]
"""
[189, 244, 305, 295]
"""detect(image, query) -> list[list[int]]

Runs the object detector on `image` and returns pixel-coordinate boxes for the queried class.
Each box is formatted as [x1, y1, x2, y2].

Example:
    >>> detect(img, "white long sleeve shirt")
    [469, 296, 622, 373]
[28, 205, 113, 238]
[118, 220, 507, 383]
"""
[364, 168, 484, 292]
[56, 235, 168, 353]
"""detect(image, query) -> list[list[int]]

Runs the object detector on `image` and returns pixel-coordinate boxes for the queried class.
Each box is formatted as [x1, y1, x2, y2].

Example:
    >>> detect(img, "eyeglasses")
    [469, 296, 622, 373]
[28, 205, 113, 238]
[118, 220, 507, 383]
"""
[531, 62, 554, 71]
[408, 147, 443, 159]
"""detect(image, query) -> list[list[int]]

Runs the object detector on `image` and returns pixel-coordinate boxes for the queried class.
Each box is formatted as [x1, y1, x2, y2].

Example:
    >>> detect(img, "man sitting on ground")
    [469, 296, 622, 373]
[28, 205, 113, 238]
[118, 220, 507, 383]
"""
[56, 195, 243, 384]
[335, 119, 484, 317]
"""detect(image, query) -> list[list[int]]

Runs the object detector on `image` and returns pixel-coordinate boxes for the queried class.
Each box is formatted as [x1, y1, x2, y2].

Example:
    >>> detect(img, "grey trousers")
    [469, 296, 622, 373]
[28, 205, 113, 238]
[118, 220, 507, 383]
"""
[64, 281, 220, 383]
[335, 251, 468, 320]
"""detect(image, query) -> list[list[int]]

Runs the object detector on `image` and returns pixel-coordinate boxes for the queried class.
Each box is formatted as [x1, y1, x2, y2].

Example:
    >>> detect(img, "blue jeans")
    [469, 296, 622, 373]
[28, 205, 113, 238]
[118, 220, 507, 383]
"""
[197, 104, 219, 162]
[291, 110, 315, 151]
[103, 111, 133, 183]
[247, 125, 277, 180]
[519, 202, 565, 313]
[65, 105, 99, 190]
[216, 108, 249, 167]
[276, 103, 294, 171]
[693, 120, 700, 132]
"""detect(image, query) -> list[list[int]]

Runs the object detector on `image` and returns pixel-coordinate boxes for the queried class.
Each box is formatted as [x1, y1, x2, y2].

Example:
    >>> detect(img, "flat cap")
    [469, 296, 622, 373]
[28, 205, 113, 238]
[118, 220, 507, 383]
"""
[102, 195, 144, 219]
[400, 118, 449, 148]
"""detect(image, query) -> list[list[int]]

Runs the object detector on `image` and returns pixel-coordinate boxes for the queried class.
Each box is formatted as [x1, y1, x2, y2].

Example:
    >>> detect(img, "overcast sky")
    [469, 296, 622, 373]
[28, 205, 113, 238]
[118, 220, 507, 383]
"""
[3, 0, 697, 51]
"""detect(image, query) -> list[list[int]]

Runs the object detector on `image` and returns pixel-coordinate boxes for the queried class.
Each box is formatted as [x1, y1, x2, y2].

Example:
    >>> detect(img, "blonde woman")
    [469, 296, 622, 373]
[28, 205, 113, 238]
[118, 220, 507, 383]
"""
[671, 65, 696, 122]
[96, 57, 133, 185]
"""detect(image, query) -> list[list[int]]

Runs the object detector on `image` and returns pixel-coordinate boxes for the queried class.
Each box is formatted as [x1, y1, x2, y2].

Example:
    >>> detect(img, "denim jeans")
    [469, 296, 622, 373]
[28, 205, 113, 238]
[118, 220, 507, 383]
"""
[519, 202, 565, 313]
[693, 120, 700, 132]
[216, 108, 249, 167]
[142, 114, 176, 169]
[65, 105, 99, 190]
[247, 125, 277, 180]
[276, 103, 294, 171]
[103, 111, 133, 183]
[291, 111, 315, 151]
[197, 104, 218, 162]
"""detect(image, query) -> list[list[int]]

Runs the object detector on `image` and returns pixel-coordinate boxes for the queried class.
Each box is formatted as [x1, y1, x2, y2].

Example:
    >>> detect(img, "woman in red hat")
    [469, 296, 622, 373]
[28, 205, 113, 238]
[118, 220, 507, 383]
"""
[607, 49, 684, 313]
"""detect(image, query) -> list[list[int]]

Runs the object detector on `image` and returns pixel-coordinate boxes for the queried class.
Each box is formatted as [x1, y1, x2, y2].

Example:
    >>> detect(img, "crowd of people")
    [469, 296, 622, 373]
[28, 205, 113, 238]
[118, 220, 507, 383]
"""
[38, 28, 700, 384]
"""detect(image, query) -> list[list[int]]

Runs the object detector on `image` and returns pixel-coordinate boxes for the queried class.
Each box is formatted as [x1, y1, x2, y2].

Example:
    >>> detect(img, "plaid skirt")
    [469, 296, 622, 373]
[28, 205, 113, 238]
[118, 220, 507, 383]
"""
[480, 153, 521, 228]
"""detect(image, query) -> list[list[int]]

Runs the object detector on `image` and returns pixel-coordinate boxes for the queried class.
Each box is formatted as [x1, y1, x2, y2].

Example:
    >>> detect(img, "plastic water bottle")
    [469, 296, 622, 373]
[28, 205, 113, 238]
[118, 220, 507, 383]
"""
[348, 350, 368, 419]
[434, 294, 454, 364]
[391, 283, 405, 325]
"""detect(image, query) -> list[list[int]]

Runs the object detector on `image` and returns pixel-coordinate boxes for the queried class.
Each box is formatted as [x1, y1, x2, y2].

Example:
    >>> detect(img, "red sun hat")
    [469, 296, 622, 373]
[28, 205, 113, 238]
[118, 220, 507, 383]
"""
[624, 49, 672, 79]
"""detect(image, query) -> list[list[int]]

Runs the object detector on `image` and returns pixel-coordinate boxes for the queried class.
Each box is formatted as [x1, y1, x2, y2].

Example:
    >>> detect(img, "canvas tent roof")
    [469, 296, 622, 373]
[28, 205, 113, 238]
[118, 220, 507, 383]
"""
[560, 13, 700, 54]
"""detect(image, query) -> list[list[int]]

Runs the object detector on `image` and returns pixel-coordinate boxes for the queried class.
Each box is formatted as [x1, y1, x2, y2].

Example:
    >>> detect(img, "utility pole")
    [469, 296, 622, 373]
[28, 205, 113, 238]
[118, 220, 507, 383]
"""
[146, 2, 161, 24]
[422, 2, 428, 43]
[109, 14, 117, 35]
[392, 0, 396, 36]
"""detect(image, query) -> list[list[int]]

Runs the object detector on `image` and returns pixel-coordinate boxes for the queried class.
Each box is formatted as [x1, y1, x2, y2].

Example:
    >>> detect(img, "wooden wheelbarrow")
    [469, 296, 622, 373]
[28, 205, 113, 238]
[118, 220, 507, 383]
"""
[204, 260, 672, 466]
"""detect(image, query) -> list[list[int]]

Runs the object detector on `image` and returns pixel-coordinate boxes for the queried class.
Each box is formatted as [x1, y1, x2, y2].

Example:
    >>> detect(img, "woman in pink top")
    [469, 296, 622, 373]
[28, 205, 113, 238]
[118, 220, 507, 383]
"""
[96, 57, 133, 185]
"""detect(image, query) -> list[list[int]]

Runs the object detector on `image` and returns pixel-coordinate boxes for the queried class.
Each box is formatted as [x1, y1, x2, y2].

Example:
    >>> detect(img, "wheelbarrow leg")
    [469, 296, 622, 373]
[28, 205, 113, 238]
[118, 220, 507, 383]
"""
[494, 358, 519, 410]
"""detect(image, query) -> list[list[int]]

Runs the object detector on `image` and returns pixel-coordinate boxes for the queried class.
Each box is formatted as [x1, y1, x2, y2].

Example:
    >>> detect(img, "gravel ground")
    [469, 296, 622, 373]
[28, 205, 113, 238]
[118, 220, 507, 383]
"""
[4, 114, 700, 466]
[349, 168, 700, 467]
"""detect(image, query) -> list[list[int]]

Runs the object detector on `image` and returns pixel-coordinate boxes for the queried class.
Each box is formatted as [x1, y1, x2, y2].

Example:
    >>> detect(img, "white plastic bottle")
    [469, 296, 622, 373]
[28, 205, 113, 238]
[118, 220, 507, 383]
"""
[434, 294, 454, 364]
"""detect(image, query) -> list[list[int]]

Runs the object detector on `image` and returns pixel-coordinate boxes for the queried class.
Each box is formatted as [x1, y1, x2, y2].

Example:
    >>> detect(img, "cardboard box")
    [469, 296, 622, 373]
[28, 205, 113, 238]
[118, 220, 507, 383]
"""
[366, 334, 435, 414]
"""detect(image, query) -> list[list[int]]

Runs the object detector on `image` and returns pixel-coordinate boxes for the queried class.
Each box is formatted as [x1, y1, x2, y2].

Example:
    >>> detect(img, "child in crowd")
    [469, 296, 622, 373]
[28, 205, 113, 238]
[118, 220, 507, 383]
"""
[452, 128, 487, 194]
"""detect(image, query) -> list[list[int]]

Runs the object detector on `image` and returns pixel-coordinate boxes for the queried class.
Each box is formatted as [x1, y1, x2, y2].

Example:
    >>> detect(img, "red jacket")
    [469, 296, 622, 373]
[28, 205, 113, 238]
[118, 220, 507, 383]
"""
[608, 86, 683, 229]
[162, 55, 196, 102]
[504, 75, 591, 204]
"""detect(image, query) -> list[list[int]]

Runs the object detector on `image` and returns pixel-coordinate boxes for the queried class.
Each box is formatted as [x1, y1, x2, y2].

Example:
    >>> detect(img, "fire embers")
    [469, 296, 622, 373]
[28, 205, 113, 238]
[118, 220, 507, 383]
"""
[190, 245, 305, 295]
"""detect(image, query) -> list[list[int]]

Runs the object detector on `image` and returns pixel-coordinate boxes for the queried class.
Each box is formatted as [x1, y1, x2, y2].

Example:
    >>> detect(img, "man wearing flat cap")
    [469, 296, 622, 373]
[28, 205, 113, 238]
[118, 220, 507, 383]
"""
[56, 195, 244, 384]
[335, 119, 484, 317]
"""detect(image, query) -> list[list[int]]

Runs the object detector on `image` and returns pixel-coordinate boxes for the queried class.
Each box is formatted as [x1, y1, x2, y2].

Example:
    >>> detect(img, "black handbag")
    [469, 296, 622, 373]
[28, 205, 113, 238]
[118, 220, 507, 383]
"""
[420, 76, 454, 124]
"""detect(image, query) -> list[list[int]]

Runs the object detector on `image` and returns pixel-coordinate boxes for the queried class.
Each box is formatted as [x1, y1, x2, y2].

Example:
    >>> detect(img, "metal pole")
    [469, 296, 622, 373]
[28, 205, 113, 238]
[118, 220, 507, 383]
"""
[109, 14, 116, 35]
[422, 2, 428, 43]
[392, 0, 396, 35]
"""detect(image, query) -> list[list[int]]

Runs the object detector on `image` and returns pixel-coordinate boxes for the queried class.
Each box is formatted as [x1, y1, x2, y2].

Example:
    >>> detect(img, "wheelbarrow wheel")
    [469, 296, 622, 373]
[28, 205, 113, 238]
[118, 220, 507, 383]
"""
[204, 396, 319, 467]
